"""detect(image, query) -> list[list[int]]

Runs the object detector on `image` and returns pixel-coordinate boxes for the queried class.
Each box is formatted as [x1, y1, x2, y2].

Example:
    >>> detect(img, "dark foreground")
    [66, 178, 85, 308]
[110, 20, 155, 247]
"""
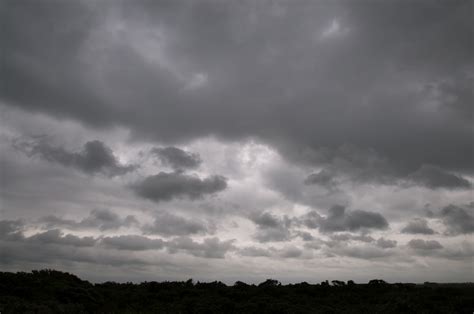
[0, 270, 473, 313]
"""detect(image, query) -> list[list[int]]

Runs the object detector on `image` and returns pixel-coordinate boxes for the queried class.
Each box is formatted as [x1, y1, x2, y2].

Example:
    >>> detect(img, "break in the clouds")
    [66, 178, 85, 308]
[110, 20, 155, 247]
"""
[1, 0, 473, 283]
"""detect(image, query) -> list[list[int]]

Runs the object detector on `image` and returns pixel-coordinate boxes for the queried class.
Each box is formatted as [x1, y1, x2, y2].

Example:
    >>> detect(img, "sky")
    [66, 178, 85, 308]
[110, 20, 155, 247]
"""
[0, 0, 473, 284]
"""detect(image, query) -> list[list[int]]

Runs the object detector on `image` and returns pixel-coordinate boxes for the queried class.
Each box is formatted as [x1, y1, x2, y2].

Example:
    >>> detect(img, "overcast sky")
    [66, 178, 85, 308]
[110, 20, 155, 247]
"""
[1, 0, 473, 283]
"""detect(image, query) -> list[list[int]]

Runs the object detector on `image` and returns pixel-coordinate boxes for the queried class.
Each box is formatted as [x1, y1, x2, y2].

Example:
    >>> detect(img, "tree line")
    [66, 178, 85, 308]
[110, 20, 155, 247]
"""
[0, 269, 473, 313]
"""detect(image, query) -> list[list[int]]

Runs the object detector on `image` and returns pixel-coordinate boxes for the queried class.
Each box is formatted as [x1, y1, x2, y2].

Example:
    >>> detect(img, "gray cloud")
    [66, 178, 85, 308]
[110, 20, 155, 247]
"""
[101, 235, 165, 251]
[28, 229, 96, 247]
[131, 172, 227, 202]
[408, 239, 443, 250]
[330, 233, 375, 243]
[152, 147, 202, 170]
[406, 165, 471, 189]
[376, 238, 397, 249]
[167, 237, 235, 259]
[238, 246, 272, 257]
[329, 245, 395, 260]
[251, 212, 292, 243]
[0, 220, 24, 238]
[304, 169, 337, 189]
[278, 246, 303, 258]
[15, 138, 137, 176]
[2, 0, 472, 182]
[143, 212, 209, 236]
[401, 218, 435, 235]
[1, 0, 473, 282]
[40, 209, 138, 231]
[302, 205, 388, 233]
[437, 204, 474, 235]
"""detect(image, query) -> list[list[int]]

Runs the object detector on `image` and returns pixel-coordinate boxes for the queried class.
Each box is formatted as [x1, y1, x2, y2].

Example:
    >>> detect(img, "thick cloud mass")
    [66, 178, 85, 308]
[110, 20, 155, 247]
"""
[131, 172, 227, 202]
[1, 0, 473, 283]
[2, 0, 472, 177]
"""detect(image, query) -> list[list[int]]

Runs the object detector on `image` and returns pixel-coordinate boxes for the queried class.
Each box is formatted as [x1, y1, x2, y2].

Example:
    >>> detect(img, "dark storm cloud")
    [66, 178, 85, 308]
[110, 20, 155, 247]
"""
[152, 147, 202, 170]
[40, 209, 138, 231]
[101, 235, 165, 251]
[437, 204, 474, 235]
[301, 205, 388, 233]
[14, 138, 137, 176]
[131, 172, 227, 202]
[143, 212, 209, 236]
[2, 0, 472, 183]
[401, 218, 435, 235]
[166, 237, 235, 259]
[406, 165, 471, 189]
[408, 239, 443, 250]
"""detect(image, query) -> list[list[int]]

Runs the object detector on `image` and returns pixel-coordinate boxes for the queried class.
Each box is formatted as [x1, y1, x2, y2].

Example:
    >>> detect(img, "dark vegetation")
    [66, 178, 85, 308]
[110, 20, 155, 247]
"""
[1, 270, 473, 313]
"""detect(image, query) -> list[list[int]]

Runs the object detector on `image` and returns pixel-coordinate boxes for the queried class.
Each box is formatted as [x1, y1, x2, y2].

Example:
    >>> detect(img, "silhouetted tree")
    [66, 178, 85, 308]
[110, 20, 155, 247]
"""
[331, 280, 345, 287]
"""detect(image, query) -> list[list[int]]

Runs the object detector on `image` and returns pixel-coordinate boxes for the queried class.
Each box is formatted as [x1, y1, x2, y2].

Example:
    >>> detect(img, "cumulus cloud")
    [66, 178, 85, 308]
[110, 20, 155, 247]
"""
[401, 218, 435, 235]
[143, 212, 209, 236]
[40, 209, 138, 231]
[131, 172, 227, 202]
[14, 138, 137, 176]
[152, 146, 202, 170]
[408, 239, 443, 250]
